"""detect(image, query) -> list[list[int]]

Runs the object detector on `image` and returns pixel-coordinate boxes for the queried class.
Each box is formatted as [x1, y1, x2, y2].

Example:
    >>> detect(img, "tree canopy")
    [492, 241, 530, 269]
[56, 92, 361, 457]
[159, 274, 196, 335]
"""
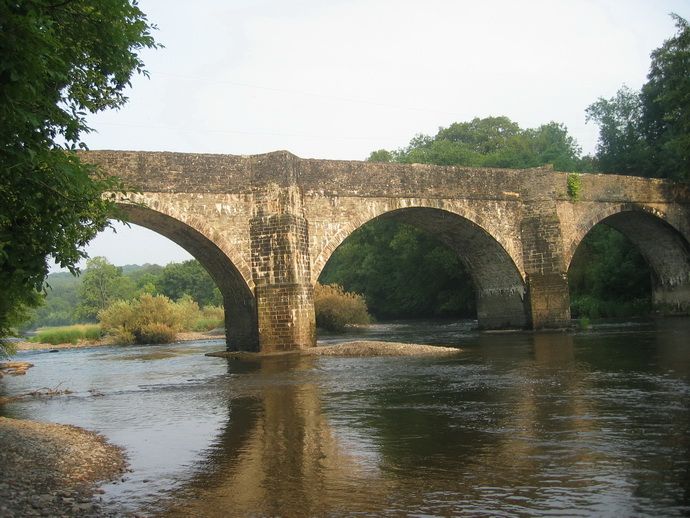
[155, 260, 222, 307]
[0, 0, 159, 351]
[369, 116, 587, 172]
[75, 257, 136, 321]
[587, 14, 690, 180]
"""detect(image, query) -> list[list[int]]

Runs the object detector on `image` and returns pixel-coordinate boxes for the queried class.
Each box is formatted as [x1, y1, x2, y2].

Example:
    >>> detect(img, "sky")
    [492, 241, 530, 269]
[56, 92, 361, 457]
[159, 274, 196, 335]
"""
[66, 0, 690, 271]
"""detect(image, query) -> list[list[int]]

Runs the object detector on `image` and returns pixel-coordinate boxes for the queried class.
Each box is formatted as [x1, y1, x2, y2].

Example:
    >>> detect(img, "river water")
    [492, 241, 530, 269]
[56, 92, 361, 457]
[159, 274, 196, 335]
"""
[1, 319, 689, 517]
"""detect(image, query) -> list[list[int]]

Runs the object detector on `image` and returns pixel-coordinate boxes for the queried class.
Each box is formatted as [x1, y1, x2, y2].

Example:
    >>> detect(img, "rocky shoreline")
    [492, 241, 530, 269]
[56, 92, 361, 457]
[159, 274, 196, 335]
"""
[13, 329, 222, 352]
[0, 417, 127, 517]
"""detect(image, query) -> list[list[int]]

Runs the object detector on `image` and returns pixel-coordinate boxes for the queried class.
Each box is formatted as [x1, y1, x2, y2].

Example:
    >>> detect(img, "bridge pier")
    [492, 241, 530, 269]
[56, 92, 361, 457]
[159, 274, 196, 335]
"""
[476, 288, 529, 329]
[521, 190, 572, 328]
[250, 184, 316, 353]
[653, 283, 690, 314]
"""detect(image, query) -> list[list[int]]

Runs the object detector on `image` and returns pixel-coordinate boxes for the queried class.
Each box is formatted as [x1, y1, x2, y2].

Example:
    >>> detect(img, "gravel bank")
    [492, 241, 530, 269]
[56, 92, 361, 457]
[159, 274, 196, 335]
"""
[207, 341, 462, 359]
[308, 340, 462, 356]
[0, 417, 127, 517]
[14, 330, 222, 352]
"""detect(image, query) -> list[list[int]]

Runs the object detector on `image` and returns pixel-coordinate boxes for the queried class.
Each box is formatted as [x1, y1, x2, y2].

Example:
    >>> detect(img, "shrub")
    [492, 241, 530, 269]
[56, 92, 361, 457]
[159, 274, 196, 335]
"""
[567, 173, 582, 201]
[314, 283, 371, 332]
[32, 324, 102, 345]
[99, 293, 200, 345]
[192, 305, 225, 331]
[171, 295, 202, 330]
[136, 323, 177, 344]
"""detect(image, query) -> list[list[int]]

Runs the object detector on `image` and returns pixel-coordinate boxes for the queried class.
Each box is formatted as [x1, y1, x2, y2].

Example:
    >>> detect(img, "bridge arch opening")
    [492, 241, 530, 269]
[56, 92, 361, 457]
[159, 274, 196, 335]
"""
[567, 208, 690, 319]
[116, 204, 258, 350]
[317, 207, 528, 330]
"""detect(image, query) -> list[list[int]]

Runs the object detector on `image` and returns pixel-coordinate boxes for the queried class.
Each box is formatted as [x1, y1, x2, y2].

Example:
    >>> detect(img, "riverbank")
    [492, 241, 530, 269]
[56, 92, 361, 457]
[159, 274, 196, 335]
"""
[0, 417, 127, 517]
[13, 330, 223, 352]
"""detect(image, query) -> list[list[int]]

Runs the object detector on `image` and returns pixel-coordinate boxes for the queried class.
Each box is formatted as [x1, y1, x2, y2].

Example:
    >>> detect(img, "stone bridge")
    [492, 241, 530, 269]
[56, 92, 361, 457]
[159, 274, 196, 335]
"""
[84, 150, 690, 353]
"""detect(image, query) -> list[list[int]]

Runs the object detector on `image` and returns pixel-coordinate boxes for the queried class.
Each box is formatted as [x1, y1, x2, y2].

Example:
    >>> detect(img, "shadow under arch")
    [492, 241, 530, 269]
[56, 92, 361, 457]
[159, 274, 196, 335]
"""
[321, 206, 529, 329]
[117, 203, 258, 350]
[567, 206, 690, 314]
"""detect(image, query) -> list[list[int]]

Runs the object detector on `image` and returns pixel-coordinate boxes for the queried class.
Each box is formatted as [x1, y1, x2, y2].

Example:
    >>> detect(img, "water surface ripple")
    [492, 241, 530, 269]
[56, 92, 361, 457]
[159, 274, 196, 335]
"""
[1, 319, 689, 516]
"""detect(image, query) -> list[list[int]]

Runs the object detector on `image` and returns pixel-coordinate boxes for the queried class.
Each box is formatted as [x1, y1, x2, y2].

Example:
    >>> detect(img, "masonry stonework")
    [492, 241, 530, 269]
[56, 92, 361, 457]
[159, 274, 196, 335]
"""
[83, 150, 690, 352]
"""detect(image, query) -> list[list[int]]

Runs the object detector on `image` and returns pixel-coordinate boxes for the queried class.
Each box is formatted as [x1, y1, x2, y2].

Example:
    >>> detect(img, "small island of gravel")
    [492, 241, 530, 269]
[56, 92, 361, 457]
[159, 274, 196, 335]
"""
[0, 417, 127, 517]
[207, 341, 462, 359]
[308, 341, 461, 356]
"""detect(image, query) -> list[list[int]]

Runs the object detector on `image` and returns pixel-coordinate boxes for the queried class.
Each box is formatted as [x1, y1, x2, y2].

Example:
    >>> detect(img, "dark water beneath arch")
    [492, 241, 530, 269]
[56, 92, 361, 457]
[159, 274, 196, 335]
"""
[2, 318, 689, 517]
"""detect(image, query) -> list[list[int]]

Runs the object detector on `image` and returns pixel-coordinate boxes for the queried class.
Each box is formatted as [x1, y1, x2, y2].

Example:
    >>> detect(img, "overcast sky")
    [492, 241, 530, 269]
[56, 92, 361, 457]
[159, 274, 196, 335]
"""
[65, 0, 690, 271]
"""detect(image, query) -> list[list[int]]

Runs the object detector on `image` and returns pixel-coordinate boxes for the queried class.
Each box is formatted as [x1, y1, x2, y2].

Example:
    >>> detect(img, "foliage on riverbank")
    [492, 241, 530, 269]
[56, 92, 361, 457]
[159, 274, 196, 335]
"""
[320, 220, 476, 320]
[99, 294, 207, 344]
[31, 324, 102, 345]
[23, 258, 223, 332]
[314, 283, 371, 332]
[568, 225, 651, 318]
[192, 305, 225, 332]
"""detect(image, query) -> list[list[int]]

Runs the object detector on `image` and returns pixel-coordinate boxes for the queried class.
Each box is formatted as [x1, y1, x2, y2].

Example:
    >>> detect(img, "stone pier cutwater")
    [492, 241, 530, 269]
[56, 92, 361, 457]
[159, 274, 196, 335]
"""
[84, 150, 690, 353]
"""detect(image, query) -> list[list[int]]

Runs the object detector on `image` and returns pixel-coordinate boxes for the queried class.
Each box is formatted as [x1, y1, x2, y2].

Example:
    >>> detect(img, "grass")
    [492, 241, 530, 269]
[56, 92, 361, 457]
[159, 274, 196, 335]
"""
[31, 324, 102, 345]
[192, 317, 224, 332]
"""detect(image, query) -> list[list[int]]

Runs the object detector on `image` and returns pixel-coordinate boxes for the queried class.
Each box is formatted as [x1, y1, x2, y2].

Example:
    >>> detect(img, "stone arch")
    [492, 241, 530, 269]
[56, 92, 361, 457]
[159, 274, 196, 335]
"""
[566, 203, 690, 313]
[311, 199, 524, 282]
[116, 202, 259, 351]
[315, 206, 529, 329]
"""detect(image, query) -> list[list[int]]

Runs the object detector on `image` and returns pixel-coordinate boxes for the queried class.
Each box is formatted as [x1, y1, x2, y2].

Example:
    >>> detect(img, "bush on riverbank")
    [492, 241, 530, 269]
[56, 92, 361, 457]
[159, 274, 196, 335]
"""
[31, 324, 102, 345]
[192, 305, 225, 331]
[314, 283, 371, 332]
[98, 294, 202, 344]
[570, 295, 650, 319]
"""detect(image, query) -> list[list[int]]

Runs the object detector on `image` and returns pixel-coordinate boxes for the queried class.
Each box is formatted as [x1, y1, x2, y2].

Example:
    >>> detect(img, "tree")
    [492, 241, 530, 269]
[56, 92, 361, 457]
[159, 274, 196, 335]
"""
[320, 220, 476, 319]
[585, 86, 650, 175]
[380, 116, 585, 171]
[568, 226, 651, 318]
[74, 257, 135, 321]
[156, 260, 222, 307]
[0, 1, 159, 352]
[641, 14, 690, 180]
[587, 14, 690, 180]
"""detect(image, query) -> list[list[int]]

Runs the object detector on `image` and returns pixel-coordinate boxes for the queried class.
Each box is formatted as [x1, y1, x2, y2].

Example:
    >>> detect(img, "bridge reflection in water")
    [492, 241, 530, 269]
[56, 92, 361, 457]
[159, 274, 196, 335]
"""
[163, 355, 386, 517]
[157, 323, 690, 517]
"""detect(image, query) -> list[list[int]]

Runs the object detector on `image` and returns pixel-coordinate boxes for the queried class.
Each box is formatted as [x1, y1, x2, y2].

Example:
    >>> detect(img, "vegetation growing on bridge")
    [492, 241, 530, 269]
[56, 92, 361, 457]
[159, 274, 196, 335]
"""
[337, 115, 651, 321]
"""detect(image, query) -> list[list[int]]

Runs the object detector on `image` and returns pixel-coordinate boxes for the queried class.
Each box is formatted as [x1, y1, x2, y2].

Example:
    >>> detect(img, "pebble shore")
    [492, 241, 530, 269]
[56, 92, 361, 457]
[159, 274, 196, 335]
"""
[308, 340, 462, 356]
[0, 417, 127, 517]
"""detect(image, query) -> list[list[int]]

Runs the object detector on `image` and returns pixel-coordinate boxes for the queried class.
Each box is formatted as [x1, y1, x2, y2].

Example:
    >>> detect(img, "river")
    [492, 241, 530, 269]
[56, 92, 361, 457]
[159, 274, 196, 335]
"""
[1, 318, 689, 517]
